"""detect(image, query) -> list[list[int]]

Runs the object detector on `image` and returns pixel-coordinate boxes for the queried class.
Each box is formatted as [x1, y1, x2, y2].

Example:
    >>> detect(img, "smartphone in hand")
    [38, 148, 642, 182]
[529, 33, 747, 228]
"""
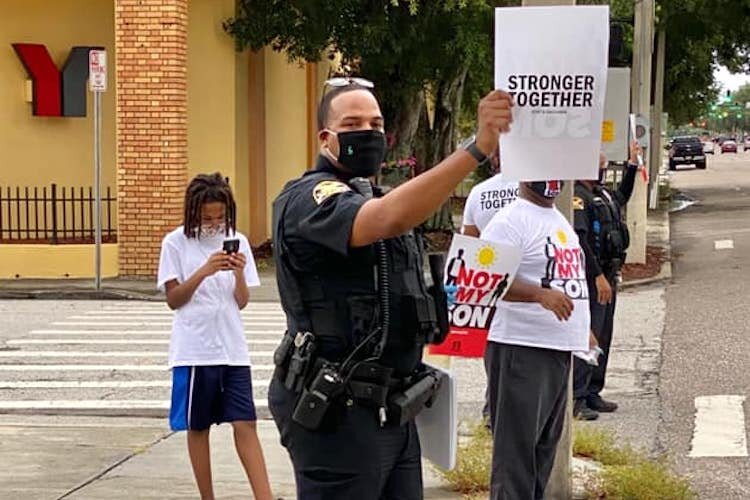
[223, 238, 240, 254]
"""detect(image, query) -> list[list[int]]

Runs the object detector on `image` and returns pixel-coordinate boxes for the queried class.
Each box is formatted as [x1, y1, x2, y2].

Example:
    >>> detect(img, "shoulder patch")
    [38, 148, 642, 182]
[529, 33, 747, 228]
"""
[573, 196, 585, 210]
[312, 180, 351, 205]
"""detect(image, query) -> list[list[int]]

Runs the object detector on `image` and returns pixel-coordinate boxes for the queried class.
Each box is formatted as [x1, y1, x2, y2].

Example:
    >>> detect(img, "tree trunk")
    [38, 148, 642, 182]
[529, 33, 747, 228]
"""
[420, 66, 469, 231]
[382, 89, 425, 161]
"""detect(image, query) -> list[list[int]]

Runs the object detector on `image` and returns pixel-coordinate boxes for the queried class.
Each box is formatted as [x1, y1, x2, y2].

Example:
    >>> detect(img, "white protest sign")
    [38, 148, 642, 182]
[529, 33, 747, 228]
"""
[429, 234, 522, 358]
[495, 6, 609, 181]
[601, 67, 631, 162]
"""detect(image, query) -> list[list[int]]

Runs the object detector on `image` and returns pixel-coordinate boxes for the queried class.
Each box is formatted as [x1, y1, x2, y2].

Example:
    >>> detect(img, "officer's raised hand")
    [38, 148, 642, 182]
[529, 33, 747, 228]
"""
[475, 90, 514, 156]
[350, 88, 513, 247]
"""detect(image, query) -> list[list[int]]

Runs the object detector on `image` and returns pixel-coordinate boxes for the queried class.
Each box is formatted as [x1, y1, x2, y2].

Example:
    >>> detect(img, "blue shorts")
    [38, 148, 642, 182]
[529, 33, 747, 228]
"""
[169, 365, 257, 431]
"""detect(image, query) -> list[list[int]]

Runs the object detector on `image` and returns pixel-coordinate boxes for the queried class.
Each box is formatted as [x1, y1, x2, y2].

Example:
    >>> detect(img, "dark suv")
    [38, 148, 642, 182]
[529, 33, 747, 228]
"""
[669, 136, 706, 170]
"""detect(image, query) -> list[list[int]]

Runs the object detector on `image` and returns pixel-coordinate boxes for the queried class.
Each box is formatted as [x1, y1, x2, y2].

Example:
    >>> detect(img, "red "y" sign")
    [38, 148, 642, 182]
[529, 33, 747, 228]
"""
[12, 43, 104, 117]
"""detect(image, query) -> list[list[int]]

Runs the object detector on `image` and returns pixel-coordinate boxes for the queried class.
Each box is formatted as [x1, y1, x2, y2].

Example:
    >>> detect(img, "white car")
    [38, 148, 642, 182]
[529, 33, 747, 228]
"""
[744, 137, 750, 150]
[703, 141, 715, 154]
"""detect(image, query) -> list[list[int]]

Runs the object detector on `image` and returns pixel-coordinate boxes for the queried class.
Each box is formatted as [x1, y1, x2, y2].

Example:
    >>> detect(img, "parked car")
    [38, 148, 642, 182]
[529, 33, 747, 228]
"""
[744, 137, 750, 150]
[721, 140, 738, 153]
[703, 141, 715, 154]
[669, 136, 706, 170]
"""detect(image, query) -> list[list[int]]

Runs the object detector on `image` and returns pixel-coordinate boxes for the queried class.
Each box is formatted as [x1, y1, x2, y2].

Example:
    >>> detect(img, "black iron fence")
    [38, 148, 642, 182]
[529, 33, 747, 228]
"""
[0, 184, 117, 244]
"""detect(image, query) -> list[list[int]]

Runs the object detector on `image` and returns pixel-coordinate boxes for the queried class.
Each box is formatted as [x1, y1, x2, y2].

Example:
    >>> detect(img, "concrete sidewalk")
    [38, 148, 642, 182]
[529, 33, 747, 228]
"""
[0, 415, 460, 499]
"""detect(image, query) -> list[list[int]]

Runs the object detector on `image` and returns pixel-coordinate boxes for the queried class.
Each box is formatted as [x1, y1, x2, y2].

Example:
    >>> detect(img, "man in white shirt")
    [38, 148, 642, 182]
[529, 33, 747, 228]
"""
[482, 180, 592, 500]
[461, 150, 519, 237]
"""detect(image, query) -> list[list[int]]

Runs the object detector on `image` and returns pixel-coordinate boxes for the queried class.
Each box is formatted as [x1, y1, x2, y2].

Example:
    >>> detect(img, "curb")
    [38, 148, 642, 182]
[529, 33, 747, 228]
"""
[0, 289, 164, 302]
[620, 260, 672, 290]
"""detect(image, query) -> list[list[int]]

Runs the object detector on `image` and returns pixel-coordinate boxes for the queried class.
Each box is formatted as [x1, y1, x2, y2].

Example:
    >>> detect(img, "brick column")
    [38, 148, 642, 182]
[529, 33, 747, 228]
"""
[115, 0, 188, 277]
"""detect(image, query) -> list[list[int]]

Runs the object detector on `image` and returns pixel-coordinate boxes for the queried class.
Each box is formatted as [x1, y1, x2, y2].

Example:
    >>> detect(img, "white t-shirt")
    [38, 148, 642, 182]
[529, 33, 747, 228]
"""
[483, 198, 589, 351]
[157, 227, 261, 368]
[462, 174, 520, 232]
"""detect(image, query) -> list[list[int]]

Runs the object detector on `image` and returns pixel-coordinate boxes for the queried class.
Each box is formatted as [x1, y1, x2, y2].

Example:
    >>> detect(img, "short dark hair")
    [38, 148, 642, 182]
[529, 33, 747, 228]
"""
[182, 173, 237, 239]
[317, 84, 374, 131]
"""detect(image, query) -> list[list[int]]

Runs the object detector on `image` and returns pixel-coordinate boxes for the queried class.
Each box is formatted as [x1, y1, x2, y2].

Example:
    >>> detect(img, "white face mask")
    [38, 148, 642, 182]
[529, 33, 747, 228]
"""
[199, 223, 226, 239]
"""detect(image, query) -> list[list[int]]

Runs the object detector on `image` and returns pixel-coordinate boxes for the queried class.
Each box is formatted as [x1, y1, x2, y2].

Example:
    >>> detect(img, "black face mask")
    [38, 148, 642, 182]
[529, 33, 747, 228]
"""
[332, 130, 387, 178]
[528, 180, 565, 199]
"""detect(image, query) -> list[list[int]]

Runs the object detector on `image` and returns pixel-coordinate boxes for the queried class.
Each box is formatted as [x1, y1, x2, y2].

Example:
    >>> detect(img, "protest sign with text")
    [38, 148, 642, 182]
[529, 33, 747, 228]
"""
[495, 6, 610, 181]
[429, 234, 521, 358]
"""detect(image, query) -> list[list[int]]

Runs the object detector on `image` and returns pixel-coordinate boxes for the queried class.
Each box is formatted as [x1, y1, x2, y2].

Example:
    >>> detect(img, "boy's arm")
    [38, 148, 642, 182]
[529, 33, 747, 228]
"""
[230, 252, 250, 309]
[165, 252, 229, 310]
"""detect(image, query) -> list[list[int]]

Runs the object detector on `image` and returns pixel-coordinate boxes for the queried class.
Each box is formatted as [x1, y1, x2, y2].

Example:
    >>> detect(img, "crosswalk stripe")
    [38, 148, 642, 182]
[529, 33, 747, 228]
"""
[81, 311, 286, 316]
[53, 321, 283, 326]
[714, 239, 734, 250]
[93, 302, 284, 313]
[28, 331, 282, 338]
[689, 395, 748, 457]
[0, 351, 274, 358]
[0, 399, 268, 410]
[74, 315, 287, 320]
[30, 329, 283, 335]
[0, 301, 283, 417]
[0, 364, 274, 371]
[8, 339, 281, 345]
[0, 380, 271, 389]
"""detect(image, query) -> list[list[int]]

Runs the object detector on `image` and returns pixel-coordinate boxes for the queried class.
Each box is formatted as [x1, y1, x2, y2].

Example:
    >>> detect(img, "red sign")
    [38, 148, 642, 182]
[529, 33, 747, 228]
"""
[12, 43, 104, 117]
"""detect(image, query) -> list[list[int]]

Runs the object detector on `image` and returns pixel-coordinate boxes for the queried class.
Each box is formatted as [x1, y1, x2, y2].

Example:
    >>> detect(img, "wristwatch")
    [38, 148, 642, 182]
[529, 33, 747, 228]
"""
[460, 136, 489, 164]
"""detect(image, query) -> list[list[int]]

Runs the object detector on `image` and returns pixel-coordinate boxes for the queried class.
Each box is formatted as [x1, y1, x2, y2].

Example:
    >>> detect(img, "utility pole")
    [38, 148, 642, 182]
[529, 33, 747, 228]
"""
[649, 29, 666, 209]
[627, 0, 655, 262]
[518, 0, 574, 496]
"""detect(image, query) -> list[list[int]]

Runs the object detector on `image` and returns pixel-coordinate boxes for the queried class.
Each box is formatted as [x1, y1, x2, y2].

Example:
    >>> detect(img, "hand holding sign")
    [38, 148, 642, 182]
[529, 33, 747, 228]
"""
[476, 90, 514, 156]
[629, 114, 649, 183]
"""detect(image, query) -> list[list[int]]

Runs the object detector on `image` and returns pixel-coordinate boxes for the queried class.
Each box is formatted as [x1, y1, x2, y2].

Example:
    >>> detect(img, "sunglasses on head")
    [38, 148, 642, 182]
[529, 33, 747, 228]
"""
[324, 77, 375, 89]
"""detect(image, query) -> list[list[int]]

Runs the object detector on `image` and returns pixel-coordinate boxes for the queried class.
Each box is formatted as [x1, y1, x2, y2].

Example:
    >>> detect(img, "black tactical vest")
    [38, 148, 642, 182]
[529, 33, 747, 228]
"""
[273, 172, 440, 376]
[578, 184, 630, 271]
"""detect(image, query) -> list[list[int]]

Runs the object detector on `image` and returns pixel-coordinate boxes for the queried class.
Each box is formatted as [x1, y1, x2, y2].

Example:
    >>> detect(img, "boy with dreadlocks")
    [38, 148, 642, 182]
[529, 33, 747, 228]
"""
[157, 173, 273, 499]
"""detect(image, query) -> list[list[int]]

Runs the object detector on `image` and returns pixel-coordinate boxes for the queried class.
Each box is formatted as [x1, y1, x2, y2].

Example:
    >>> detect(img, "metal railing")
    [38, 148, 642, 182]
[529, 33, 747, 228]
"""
[0, 184, 117, 244]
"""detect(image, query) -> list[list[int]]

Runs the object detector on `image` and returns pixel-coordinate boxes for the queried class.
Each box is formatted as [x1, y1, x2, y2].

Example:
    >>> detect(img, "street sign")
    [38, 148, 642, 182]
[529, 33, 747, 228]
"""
[89, 50, 107, 92]
[89, 49, 105, 290]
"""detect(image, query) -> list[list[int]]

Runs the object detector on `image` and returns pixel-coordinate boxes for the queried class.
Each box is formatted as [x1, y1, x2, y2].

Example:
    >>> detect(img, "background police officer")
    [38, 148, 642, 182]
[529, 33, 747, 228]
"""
[572, 141, 643, 420]
[268, 78, 513, 499]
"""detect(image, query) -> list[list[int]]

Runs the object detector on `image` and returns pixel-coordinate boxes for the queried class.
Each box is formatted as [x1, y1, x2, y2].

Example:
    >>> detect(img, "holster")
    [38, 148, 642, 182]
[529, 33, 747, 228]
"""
[387, 366, 445, 427]
[347, 362, 394, 409]
[275, 331, 317, 394]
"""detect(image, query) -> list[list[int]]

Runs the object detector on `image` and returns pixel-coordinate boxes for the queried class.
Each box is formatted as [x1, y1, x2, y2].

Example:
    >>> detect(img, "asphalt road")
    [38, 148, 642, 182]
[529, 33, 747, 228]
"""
[660, 149, 750, 498]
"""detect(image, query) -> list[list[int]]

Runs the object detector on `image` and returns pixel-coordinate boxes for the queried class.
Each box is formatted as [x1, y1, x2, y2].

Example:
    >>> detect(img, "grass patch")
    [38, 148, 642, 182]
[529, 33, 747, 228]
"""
[575, 425, 696, 500]
[435, 423, 492, 495]
[574, 425, 639, 466]
[434, 422, 696, 499]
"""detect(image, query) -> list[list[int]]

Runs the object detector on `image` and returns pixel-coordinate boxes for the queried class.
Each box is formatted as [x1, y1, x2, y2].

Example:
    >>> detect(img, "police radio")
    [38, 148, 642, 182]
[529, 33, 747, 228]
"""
[292, 365, 345, 430]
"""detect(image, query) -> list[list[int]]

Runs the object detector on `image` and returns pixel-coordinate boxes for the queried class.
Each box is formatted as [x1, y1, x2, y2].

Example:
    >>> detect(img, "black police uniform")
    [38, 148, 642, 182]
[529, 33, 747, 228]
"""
[268, 156, 446, 500]
[572, 163, 637, 406]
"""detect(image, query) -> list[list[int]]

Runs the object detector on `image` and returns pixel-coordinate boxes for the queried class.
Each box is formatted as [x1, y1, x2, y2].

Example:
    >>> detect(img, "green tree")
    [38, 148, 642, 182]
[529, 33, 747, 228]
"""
[225, 0, 522, 229]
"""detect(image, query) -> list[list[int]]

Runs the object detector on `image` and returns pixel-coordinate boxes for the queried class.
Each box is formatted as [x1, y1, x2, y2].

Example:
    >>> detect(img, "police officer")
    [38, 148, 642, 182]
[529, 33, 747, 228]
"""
[572, 141, 643, 420]
[268, 78, 513, 499]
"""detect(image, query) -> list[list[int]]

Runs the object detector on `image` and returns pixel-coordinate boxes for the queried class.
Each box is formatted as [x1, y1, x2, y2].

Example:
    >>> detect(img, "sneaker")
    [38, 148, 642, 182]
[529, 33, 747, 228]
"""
[587, 395, 618, 413]
[574, 399, 599, 421]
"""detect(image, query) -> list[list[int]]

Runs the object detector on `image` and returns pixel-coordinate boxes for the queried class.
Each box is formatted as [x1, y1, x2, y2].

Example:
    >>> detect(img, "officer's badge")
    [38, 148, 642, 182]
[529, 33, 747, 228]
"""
[573, 196, 585, 210]
[313, 180, 351, 205]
